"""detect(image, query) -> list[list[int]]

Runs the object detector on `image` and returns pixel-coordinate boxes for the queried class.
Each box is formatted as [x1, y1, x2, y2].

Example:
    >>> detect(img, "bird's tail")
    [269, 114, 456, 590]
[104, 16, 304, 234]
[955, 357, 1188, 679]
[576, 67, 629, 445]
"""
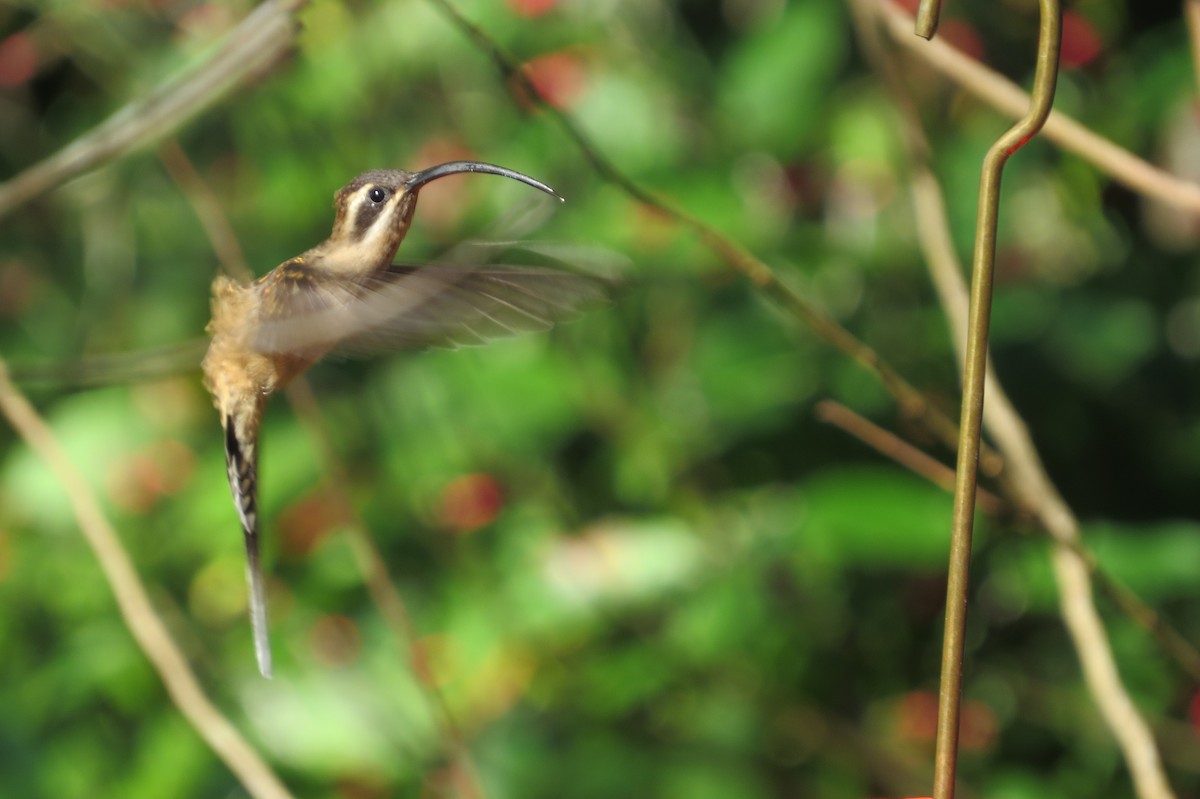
[223, 414, 273, 678]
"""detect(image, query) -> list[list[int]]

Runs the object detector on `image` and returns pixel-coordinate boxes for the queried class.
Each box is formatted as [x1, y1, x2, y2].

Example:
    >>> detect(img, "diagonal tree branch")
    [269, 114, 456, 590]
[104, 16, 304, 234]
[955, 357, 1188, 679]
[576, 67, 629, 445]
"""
[422, 0, 1004, 479]
[1186, 0, 1200, 93]
[0, 0, 307, 219]
[0, 360, 294, 799]
[283, 379, 486, 799]
[815, 399, 1008, 517]
[874, 0, 1200, 215]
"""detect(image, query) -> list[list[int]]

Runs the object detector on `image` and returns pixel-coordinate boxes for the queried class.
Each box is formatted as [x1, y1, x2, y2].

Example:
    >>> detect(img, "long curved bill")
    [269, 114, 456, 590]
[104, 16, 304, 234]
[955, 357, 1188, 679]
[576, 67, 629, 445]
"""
[404, 161, 564, 201]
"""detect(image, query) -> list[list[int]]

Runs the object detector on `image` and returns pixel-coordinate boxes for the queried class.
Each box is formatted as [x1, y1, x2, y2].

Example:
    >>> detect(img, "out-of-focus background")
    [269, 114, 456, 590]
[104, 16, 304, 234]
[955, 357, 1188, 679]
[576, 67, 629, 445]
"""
[0, 0, 1197, 796]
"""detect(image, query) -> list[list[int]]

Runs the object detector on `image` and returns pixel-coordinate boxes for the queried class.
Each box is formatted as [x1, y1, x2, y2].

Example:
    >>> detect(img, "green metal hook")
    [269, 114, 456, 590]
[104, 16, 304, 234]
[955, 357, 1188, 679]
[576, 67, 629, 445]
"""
[932, 1, 1062, 797]
[915, 0, 942, 39]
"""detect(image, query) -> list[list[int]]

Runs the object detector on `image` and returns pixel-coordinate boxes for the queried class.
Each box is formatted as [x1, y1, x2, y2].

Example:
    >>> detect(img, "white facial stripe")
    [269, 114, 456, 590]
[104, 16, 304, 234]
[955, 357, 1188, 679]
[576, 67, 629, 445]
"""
[323, 185, 412, 271]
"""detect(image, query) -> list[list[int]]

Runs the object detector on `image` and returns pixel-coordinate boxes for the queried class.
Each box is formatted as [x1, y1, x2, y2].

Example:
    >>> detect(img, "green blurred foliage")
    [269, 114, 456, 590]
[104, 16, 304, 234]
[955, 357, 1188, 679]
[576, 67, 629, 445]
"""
[0, 0, 1198, 797]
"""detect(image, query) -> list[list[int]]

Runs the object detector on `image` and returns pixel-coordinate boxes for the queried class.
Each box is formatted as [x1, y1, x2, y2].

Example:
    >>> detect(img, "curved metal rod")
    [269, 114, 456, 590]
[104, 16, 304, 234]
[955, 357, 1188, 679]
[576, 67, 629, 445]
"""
[933, 1, 1061, 797]
[915, 0, 943, 39]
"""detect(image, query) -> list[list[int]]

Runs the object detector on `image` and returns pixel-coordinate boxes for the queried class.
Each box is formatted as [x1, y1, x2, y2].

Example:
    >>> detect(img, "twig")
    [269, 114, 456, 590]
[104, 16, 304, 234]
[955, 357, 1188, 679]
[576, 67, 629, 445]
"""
[1186, 0, 1200, 93]
[1084, 557, 1200, 684]
[159, 140, 254, 283]
[0, 0, 306, 219]
[818, 393, 1200, 683]
[875, 0, 1200, 216]
[422, 0, 1003, 479]
[284, 380, 485, 799]
[0, 360, 294, 799]
[814, 400, 1007, 517]
[1049, 551, 1177, 798]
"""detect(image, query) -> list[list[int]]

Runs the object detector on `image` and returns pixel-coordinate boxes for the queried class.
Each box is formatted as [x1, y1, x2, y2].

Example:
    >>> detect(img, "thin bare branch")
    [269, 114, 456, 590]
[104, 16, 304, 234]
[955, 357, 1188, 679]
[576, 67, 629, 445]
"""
[1049, 552, 1178, 798]
[284, 379, 485, 799]
[422, 0, 1003, 478]
[0, 360, 293, 799]
[875, 0, 1200, 216]
[159, 141, 254, 283]
[815, 400, 1008, 517]
[1185, 0, 1200, 94]
[0, 0, 306, 220]
[819, 387, 1200, 684]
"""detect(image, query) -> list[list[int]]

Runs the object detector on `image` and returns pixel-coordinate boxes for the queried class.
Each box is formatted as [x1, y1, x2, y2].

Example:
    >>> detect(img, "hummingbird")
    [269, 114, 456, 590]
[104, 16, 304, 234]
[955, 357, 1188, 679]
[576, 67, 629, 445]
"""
[201, 161, 605, 677]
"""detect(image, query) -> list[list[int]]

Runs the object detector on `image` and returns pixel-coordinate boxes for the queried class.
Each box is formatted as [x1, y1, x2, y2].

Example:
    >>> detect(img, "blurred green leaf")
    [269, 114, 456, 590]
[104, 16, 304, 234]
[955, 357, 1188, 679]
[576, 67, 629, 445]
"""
[794, 467, 957, 568]
[717, 0, 847, 155]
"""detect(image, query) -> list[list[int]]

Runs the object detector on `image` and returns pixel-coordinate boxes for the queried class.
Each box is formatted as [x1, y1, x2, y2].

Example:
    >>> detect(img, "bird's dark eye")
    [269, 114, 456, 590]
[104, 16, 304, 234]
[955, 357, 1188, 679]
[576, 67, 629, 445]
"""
[368, 187, 387, 203]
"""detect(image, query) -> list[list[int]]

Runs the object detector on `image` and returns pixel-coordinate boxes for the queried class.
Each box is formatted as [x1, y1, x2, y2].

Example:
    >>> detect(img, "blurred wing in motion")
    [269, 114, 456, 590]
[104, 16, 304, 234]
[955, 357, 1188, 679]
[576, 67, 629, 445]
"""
[253, 262, 612, 356]
[7, 339, 208, 388]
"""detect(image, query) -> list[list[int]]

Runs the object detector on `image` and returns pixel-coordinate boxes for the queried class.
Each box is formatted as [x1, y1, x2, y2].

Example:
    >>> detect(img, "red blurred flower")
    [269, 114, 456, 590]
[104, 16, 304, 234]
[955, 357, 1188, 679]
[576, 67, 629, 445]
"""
[0, 33, 38, 88]
[507, 0, 558, 18]
[1061, 11, 1103, 69]
[519, 50, 587, 110]
[440, 473, 505, 533]
[896, 690, 939, 741]
[308, 614, 362, 669]
[940, 19, 984, 62]
[277, 488, 343, 557]
[107, 439, 196, 513]
[895, 690, 997, 751]
[410, 633, 455, 687]
[407, 138, 478, 232]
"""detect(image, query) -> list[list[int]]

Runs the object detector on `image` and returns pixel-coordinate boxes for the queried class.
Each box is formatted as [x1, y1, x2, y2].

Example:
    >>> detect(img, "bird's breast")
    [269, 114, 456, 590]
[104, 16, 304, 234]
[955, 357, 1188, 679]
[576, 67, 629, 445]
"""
[202, 276, 313, 417]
